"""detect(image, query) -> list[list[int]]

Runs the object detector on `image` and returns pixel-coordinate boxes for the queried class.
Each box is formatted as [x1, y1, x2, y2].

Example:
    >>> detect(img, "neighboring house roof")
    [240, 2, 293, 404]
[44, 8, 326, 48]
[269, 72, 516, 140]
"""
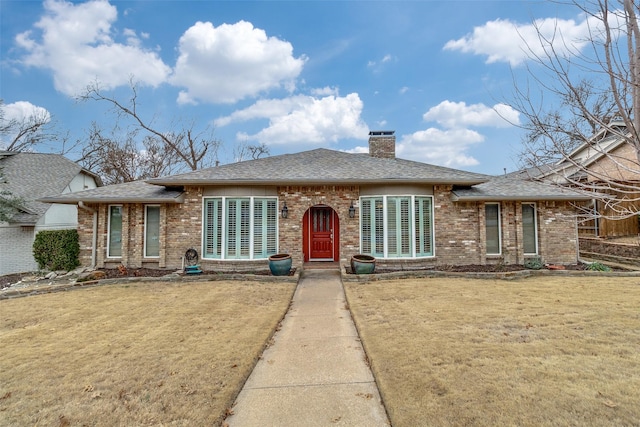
[39, 180, 185, 204]
[505, 163, 557, 180]
[526, 121, 633, 183]
[0, 152, 102, 224]
[451, 176, 593, 202]
[147, 148, 492, 186]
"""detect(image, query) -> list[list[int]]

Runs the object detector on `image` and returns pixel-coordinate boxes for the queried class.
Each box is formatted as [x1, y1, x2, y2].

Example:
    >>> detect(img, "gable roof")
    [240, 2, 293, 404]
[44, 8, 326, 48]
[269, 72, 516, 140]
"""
[522, 121, 633, 183]
[147, 148, 491, 186]
[1, 152, 101, 223]
[451, 176, 592, 202]
[39, 179, 185, 204]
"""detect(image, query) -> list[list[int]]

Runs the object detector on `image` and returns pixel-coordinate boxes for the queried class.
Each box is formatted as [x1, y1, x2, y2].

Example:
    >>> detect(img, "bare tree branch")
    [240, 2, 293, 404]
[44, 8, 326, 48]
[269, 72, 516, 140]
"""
[510, 0, 640, 226]
[77, 79, 221, 173]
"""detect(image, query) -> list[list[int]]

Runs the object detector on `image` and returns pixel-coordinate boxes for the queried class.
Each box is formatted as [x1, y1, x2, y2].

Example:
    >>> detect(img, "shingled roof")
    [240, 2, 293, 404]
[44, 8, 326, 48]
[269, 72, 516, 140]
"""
[451, 176, 592, 202]
[1, 152, 101, 223]
[148, 148, 491, 186]
[39, 180, 184, 204]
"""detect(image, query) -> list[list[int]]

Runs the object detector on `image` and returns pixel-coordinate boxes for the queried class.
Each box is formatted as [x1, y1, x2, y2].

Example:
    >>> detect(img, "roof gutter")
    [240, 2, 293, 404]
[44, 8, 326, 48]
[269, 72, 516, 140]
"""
[450, 194, 593, 202]
[147, 178, 489, 187]
[78, 202, 97, 268]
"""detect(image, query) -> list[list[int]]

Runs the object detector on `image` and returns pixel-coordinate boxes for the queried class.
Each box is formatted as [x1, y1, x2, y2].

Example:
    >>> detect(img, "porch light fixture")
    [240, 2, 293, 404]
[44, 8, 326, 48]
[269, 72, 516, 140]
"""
[349, 201, 356, 218]
[281, 201, 288, 219]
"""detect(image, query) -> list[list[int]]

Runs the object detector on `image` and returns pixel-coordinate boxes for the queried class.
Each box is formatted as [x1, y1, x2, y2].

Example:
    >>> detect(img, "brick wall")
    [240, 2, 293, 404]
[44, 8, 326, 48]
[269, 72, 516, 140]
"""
[433, 185, 482, 264]
[72, 185, 581, 271]
[279, 185, 359, 267]
[537, 200, 580, 264]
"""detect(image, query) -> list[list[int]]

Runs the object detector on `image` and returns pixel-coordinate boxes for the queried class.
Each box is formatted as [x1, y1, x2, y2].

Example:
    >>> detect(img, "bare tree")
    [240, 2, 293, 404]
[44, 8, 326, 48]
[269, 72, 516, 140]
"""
[233, 139, 271, 162]
[511, 0, 640, 222]
[79, 122, 182, 185]
[0, 99, 57, 152]
[77, 80, 221, 174]
[0, 166, 24, 222]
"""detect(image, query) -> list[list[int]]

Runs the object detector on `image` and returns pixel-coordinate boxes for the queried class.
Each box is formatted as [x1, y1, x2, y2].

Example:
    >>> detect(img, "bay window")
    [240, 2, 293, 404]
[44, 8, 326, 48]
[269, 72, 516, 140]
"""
[360, 196, 433, 258]
[203, 197, 277, 259]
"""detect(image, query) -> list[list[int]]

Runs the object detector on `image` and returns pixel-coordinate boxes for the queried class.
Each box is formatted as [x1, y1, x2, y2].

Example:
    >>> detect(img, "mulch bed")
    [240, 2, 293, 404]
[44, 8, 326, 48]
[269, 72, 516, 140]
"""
[0, 262, 618, 290]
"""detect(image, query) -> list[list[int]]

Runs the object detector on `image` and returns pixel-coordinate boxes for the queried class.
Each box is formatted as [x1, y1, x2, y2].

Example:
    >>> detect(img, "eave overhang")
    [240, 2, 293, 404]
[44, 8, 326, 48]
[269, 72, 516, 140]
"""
[38, 193, 185, 205]
[146, 178, 488, 187]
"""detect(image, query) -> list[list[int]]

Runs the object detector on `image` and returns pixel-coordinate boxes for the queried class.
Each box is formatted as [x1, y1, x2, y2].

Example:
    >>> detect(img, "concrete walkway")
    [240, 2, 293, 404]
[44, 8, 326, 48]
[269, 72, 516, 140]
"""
[226, 269, 390, 426]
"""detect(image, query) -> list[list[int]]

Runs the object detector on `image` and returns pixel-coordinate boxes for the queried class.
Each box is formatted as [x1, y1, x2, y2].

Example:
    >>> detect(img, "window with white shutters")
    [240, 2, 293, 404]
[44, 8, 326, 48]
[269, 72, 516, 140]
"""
[203, 197, 277, 260]
[360, 195, 433, 258]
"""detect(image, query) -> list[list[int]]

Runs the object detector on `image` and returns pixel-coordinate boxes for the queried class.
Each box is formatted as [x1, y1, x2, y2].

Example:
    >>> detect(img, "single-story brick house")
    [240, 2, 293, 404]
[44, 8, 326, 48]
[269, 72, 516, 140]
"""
[40, 131, 591, 272]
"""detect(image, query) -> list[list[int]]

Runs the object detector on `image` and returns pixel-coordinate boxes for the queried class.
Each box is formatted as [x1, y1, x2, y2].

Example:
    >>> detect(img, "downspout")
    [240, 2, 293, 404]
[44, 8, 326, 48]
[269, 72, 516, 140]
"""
[78, 202, 97, 268]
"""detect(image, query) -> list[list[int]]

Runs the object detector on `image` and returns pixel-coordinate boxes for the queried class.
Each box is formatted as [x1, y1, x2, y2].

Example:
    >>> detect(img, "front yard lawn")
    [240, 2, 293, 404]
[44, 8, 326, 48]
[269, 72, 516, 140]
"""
[0, 280, 296, 426]
[345, 276, 640, 427]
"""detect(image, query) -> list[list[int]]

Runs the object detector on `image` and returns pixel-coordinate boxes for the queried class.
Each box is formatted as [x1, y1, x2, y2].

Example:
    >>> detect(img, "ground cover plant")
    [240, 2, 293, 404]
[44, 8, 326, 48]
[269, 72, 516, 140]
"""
[0, 280, 296, 426]
[345, 276, 640, 427]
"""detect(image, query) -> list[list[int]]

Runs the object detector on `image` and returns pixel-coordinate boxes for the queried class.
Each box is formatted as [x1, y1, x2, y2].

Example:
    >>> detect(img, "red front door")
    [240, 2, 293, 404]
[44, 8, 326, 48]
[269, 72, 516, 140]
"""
[309, 207, 334, 260]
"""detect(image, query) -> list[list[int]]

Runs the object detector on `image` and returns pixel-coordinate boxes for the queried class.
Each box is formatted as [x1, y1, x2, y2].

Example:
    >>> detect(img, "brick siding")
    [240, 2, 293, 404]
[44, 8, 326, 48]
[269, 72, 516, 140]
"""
[74, 185, 581, 271]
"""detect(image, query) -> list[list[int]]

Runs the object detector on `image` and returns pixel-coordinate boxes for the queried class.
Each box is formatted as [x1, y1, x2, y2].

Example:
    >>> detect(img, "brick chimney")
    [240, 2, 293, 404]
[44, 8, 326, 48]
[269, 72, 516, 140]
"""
[368, 130, 395, 159]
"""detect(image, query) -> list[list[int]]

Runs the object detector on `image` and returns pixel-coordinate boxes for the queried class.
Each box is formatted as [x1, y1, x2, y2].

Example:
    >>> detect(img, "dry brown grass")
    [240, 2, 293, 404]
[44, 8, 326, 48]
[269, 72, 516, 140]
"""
[345, 276, 640, 427]
[0, 280, 295, 426]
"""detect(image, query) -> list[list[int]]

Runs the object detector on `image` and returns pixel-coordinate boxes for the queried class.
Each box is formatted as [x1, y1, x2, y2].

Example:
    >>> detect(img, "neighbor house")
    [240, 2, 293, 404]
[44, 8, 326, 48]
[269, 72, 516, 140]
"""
[40, 132, 591, 272]
[0, 152, 101, 275]
[517, 120, 640, 238]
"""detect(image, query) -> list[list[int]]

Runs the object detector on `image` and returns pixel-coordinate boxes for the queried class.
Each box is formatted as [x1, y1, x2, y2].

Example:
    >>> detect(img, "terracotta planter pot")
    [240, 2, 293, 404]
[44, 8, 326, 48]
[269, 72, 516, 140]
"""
[268, 254, 292, 276]
[351, 254, 376, 274]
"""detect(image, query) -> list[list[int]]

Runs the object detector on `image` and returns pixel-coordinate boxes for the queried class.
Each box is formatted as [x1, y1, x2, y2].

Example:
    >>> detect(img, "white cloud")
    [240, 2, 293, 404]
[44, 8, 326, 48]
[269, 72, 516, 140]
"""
[14, 0, 171, 96]
[0, 101, 51, 148]
[216, 93, 369, 147]
[396, 100, 520, 167]
[443, 12, 615, 66]
[367, 54, 396, 72]
[171, 20, 306, 105]
[423, 101, 520, 129]
[311, 86, 339, 96]
[398, 128, 484, 167]
[2, 101, 51, 124]
[399, 86, 409, 95]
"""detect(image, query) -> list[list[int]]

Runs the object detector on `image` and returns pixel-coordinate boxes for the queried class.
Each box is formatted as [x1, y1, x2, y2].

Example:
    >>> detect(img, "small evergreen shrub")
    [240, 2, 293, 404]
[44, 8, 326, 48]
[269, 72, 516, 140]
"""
[33, 229, 80, 271]
[524, 257, 544, 270]
[586, 262, 612, 272]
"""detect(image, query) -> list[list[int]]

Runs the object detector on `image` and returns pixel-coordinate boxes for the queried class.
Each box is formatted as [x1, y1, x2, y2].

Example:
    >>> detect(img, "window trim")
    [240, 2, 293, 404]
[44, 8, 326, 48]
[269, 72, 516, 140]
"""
[202, 196, 279, 260]
[485, 202, 502, 255]
[522, 202, 539, 255]
[144, 205, 161, 259]
[107, 205, 123, 258]
[359, 194, 434, 259]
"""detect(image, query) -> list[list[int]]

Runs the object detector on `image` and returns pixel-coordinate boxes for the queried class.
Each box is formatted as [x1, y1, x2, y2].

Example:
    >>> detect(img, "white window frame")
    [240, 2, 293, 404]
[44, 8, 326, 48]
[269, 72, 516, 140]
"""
[359, 195, 434, 259]
[202, 196, 278, 260]
[107, 205, 123, 258]
[144, 205, 161, 259]
[485, 202, 502, 255]
[522, 203, 539, 255]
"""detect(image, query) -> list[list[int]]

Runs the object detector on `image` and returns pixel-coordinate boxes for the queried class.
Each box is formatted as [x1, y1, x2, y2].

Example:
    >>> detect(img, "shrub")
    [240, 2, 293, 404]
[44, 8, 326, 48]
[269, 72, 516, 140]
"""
[524, 257, 544, 270]
[33, 229, 80, 271]
[586, 262, 612, 272]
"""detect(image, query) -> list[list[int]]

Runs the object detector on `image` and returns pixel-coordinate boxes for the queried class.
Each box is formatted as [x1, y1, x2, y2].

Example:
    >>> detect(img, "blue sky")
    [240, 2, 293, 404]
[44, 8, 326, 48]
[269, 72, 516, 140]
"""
[1, 0, 595, 174]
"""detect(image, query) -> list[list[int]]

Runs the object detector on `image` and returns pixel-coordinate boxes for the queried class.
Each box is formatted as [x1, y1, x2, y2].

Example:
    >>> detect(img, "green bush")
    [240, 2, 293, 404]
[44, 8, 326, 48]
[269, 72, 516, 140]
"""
[33, 229, 80, 271]
[586, 262, 612, 272]
[524, 257, 544, 270]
